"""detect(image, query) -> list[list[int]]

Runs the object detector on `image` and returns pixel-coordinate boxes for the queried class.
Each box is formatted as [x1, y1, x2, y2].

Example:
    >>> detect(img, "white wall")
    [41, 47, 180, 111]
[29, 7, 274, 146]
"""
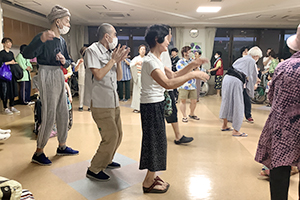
[175, 27, 213, 69]
[175, 27, 217, 95]
[181, 28, 207, 57]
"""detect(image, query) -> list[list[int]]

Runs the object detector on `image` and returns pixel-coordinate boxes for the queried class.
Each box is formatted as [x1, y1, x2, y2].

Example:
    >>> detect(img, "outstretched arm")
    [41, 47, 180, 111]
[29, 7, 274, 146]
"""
[166, 58, 208, 79]
[152, 68, 209, 90]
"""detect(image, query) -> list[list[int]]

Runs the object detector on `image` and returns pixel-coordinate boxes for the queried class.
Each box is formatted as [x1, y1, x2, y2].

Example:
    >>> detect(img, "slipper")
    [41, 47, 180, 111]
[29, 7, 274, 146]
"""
[182, 117, 188, 123]
[221, 127, 233, 131]
[257, 171, 270, 180]
[189, 115, 200, 120]
[232, 133, 248, 137]
[143, 178, 170, 193]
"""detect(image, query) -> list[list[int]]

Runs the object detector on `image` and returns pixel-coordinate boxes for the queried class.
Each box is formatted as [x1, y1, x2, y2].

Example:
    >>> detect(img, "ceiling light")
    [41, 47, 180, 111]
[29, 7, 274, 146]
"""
[197, 6, 221, 13]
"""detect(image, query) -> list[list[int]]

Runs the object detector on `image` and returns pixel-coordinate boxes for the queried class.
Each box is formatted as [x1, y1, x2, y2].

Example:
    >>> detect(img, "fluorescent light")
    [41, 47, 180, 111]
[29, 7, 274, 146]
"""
[197, 6, 221, 13]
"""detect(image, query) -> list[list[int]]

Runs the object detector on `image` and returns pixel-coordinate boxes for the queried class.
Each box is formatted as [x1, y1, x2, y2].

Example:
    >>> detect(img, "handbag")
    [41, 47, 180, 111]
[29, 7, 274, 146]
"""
[0, 63, 12, 81]
[164, 91, 173, 117]
[210, 67, 216, 76]
[0, 176, 22, 200]
[10, 64, 23, 80]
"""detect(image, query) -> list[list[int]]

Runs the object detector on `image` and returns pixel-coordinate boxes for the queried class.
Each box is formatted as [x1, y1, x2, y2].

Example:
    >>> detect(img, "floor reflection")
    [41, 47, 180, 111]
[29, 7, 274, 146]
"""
[189, 175, 212, 199]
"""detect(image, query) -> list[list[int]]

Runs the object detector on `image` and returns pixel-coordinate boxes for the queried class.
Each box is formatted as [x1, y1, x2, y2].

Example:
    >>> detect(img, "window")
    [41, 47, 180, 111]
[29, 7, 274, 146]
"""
[212, 28, 298, 70]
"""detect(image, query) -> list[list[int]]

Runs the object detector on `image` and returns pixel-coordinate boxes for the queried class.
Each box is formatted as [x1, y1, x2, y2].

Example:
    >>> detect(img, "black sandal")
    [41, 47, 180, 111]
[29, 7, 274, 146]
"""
[189, 115, 200, 120]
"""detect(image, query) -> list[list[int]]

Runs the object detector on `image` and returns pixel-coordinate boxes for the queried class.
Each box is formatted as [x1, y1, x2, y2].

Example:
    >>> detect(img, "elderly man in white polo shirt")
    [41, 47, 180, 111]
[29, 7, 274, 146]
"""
[84, 23, 130, 181]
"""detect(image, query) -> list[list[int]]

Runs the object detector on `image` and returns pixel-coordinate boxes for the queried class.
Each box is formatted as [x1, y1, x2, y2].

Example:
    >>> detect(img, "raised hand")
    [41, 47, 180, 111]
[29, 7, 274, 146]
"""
[40, 30, 56, 43]
[112, 44, 130, 63]
[78, 58, 84, 64]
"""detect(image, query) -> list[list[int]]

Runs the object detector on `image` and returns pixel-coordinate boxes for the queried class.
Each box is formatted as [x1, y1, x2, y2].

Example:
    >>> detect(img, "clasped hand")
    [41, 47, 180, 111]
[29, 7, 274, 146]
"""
[112, 44, 130, 63]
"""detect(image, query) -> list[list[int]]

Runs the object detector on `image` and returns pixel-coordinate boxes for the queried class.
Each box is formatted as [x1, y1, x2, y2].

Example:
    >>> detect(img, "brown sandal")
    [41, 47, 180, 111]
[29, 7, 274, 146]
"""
[143, 178, 170, 193]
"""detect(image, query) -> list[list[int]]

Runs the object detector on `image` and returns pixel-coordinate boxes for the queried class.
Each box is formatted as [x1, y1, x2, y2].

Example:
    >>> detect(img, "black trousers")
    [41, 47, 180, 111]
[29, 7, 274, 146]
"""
[117, 80, 130, 100]
[2, 97, 14, 108]
[243, 89, 252, 119]
[19, 81, 31, 104]
[270, 166, 294, 200]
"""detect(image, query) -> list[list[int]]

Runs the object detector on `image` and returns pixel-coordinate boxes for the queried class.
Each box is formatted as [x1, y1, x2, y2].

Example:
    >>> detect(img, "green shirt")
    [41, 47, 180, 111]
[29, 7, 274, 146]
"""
[16, 53, 32, 82]
[269, 59, 279, 74]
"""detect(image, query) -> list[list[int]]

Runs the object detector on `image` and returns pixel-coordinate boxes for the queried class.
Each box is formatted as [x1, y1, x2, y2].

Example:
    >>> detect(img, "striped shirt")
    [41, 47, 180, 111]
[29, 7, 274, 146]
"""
[121, 58, 132, 81]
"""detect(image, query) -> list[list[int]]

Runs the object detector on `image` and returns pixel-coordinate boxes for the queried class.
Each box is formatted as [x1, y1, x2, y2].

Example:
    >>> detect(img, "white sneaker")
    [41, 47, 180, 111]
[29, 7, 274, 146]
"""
[0, 129, 11, 134]
[10, 107, 20, 114]
[27, 101, 35, 106]
[4, 108, 13, 115]
[0, 133, 11, 140]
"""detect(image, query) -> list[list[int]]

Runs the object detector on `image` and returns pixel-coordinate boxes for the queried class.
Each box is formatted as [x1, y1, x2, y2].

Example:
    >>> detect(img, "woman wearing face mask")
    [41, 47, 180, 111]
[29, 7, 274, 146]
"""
[219, 46, 262, 137]
[22, 5, 79, 166]
[130, 44, 146, 113]
[208, 51, 224, 96]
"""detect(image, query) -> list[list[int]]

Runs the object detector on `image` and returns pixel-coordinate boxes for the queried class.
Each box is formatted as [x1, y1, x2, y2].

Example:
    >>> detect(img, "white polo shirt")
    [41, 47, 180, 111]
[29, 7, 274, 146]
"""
[84, 42, 119, 108]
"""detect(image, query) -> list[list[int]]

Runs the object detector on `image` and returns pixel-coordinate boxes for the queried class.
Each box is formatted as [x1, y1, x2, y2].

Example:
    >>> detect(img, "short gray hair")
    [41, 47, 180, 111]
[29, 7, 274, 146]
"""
[97, 23, 113, 40]
[248, 46, 263, 58]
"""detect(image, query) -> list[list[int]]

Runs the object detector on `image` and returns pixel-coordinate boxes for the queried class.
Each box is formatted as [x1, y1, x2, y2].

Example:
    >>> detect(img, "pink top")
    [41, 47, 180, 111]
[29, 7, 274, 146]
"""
[255, 51, 300, 170]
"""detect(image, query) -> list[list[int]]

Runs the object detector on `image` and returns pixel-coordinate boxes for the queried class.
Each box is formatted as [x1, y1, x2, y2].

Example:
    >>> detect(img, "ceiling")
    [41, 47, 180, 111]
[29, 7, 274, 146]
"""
[3, 0, 300, 28]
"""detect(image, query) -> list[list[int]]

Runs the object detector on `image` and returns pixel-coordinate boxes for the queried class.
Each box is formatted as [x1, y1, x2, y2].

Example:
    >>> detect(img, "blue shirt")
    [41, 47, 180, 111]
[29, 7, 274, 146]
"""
[121, 58, 132, 81]
[176, 58, 196, 90]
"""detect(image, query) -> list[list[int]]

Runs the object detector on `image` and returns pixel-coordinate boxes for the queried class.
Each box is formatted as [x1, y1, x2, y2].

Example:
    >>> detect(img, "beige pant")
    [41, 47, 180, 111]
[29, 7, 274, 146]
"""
[178, 89, 197, 100]
[89, 106, 123, 173]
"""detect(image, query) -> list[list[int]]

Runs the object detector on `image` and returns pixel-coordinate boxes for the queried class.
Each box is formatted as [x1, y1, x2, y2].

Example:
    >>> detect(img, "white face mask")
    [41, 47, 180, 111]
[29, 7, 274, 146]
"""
[58, 25, 70, 35]
[108, 37, 118, 50]
[188, 52, 194, 59]
[214, 55, 219, 59]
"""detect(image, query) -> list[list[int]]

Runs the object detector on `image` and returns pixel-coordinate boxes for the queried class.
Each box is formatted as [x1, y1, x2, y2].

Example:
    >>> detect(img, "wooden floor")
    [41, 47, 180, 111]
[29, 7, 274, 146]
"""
[0, 95, 298, 200]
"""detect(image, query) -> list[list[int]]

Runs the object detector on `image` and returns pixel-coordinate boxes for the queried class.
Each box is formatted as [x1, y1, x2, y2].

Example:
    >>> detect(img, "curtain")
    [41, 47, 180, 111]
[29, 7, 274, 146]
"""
[203, 27, 216, 70]
[175, 27, 184, 52]
[74, 25, 85, 60]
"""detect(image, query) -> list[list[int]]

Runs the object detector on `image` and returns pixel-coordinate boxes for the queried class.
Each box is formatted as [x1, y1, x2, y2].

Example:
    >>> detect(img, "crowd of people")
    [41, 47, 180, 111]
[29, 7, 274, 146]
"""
[1, 4, 300, 199]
